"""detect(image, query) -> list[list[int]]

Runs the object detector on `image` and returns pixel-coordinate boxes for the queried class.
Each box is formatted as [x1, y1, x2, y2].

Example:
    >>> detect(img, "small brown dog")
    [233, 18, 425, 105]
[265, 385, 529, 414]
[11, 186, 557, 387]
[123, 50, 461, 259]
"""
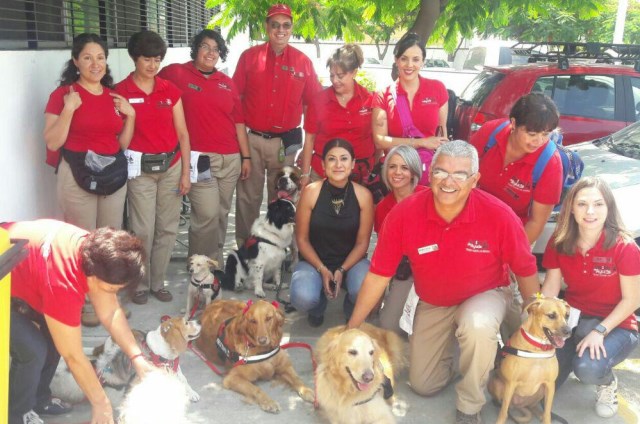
[488, 296, 571, 424]
[196, 299, 314, 413]
[315, 323, 405, 424]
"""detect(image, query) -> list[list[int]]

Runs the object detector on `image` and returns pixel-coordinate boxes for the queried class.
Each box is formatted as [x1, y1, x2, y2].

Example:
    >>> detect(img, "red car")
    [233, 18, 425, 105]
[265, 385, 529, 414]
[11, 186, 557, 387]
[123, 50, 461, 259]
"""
[454, 63, 640, 145]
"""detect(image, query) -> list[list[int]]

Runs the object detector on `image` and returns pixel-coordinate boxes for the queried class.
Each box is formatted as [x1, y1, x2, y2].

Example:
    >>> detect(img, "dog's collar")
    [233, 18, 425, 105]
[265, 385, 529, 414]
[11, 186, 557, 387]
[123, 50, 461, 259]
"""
[215, 318, 281, 366]
[244, 235, 279, 249]
[142, 339, 180, 372]
[520, 328, 554, 351]
[190, 276, 220, 293]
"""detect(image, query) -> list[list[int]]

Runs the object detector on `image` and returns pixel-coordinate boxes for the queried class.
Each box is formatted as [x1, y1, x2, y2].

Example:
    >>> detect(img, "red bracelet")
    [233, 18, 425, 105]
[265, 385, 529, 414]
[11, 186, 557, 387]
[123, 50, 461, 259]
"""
[130, 353, 144, 361]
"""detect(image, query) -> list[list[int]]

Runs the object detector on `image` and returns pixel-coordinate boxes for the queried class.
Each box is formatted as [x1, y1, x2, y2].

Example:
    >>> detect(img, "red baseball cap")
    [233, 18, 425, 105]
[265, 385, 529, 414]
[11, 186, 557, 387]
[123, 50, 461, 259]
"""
[266, 4, 292, 19]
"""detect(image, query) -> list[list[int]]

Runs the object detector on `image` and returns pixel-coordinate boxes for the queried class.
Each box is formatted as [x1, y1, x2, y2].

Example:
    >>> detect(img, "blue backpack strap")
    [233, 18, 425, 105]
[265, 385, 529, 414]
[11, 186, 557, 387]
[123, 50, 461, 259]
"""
[483, 120, 511, 154]
[531, 139, 557, 188]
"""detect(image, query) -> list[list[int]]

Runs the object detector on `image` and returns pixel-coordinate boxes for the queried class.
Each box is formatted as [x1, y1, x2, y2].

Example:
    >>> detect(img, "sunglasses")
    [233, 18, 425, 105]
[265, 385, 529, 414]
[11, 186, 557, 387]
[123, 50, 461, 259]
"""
[269, 21, 292, 30]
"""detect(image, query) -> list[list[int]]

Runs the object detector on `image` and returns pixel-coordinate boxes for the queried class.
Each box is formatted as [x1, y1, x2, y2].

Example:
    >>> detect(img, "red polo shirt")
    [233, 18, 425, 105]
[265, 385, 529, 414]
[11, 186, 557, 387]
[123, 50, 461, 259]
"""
[115, 74, 182, 165]
[4, 220, 89, 327]
[374, 185, 428, 234]
[45, 83, 124, 155]
[233, 43, 321, 132]
[373, 76, 448, 139]
[159, 62, 244, 154]
[304, 82, 375, 177]
[371, 188, 537, 306]
[471, 119, 563, 224]
[543, 235, 640, 331]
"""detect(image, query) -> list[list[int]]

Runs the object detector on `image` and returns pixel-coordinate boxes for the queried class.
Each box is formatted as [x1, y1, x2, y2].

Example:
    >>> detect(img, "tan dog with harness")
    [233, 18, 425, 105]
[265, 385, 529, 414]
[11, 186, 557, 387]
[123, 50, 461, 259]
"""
[488, 295, 571, 424]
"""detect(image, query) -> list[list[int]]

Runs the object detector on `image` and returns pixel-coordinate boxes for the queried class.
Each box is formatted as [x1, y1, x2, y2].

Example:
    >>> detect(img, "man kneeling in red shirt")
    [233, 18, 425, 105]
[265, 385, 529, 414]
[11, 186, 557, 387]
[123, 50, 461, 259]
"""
[348, 140, 540, 424]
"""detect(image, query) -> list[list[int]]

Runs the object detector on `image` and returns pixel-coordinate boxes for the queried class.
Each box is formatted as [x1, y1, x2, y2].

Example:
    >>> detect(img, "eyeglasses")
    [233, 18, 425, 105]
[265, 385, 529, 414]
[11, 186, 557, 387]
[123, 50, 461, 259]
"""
[199, 44, 220, 54]
[431, 169, 475, 182]
[269, 21, 292, 30]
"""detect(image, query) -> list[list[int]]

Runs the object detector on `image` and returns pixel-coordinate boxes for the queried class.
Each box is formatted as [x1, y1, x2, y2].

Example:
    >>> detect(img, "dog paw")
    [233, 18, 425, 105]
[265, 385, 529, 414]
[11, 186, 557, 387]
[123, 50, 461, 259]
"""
[263, 282, 277, 291]
[255, 288, 266, 298]
[188, 391, 200, 402]
[299, 386, 314, 403]
[259, 399, 280, 414]
[392, 398, 408, 417]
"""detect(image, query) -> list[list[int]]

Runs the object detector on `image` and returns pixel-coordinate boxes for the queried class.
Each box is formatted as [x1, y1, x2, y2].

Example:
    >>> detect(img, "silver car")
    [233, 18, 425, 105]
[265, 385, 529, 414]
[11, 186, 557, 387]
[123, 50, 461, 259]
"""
[532, 122, 640, 255]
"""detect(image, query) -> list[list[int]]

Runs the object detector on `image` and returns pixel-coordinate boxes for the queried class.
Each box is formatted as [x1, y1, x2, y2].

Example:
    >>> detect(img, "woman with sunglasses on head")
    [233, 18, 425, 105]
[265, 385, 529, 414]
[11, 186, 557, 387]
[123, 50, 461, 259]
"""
[115, 30, 191, 305]
[300, 43, 375, 188]
[159, 29, 250, 266]
[290, 138, 374, 327]
[374, 145, 427, 334]
[541, 177, 640, 419]
[372, 33, 449, 185]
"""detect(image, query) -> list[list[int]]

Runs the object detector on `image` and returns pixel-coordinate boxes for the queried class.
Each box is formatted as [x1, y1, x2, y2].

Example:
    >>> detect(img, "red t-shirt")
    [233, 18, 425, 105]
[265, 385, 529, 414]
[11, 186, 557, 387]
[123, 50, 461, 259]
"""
[471, 119, 563, 224]
[4, 220, 89, 327]
[371, 188, 537, 306]
[115, 74, 182, 165]
[373, 76, 448, 139]
[159, 62, 244, 154]
[45, 83, 124, 155]
[304, 82, 375, 177]
[233, 43, 321, 132]
[543, 235, 640, 331]
[374, 185, 428, 234]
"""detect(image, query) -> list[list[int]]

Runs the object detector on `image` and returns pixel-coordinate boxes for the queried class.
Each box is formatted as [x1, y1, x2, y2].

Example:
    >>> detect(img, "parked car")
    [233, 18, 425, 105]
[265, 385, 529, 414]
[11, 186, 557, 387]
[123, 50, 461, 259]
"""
[424, 59, 451, 68]
[532, 120, 640, 255]
[454, 63, 640, 145]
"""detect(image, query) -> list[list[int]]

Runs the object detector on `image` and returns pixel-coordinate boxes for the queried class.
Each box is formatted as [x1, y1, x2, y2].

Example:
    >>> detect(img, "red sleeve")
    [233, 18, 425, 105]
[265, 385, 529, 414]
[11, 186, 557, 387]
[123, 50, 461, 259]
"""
[304, 97, 319, 134]
[228, 78, 245, 124]
[533, 150, 563, 206]
[157, 64, 176, 81]
[616, 240, 640, 275]
[370, 205, 405, 277]
[232, 52, 248, 96]
[372, 89, 388, 110]
[301, 62, 322, 107]
[434, 80, 449, 107]
[45, 86, 66, 115]
[542, 237, 560, 270]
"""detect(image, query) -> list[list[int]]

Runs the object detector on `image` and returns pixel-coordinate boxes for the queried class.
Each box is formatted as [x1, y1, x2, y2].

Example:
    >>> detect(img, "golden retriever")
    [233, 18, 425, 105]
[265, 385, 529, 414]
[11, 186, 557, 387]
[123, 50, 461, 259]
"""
[315, 323, 406, 424]
[196, 299, 314, 413]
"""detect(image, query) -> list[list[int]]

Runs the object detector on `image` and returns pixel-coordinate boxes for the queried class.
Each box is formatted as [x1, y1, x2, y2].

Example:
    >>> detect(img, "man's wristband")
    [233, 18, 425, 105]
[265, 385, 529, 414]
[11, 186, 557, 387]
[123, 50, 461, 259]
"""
[241, 156, 251, 160]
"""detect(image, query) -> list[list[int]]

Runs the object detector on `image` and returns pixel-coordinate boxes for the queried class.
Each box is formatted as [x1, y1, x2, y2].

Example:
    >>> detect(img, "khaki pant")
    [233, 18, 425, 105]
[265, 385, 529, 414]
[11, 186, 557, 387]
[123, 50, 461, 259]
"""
[379, 276, 414, 335]
[127, 162, 182, 292]
[57, 158, 126, 230]
[235, 132, 294, 246]
[409, 286, 511, 415]
[188, 153, 240, 264]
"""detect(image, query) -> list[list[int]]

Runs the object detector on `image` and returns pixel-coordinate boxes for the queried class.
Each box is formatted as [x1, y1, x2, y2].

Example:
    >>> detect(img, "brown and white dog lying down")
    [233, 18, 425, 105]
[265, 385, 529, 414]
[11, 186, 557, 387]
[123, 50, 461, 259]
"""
[315, 323, 406, 424]
[51, 316, 201, 404]
[195, 299, 314, 413]
[488, 296, 571, 424]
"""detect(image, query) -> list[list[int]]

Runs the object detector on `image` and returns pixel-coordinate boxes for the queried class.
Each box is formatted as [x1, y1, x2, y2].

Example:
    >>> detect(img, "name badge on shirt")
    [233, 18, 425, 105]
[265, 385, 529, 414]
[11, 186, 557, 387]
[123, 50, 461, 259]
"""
[129, 98, 144, 104]
[418, 244, 438, 255]
[188, 83, 202, 92]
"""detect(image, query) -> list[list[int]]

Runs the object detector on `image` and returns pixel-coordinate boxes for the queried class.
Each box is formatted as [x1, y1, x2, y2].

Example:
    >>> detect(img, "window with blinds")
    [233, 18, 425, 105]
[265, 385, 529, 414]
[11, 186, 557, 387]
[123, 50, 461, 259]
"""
[0, 0, 215, 50]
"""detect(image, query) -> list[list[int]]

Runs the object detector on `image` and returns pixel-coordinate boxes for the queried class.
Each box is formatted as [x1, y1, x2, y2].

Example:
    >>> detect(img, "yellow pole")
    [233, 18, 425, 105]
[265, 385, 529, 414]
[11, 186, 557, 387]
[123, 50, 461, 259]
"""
[0, 228, 11, 424]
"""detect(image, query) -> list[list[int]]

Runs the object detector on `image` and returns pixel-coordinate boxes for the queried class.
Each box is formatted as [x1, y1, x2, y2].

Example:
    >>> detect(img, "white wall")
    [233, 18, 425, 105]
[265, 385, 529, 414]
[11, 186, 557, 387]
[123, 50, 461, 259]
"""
[0, 47, 191, 222]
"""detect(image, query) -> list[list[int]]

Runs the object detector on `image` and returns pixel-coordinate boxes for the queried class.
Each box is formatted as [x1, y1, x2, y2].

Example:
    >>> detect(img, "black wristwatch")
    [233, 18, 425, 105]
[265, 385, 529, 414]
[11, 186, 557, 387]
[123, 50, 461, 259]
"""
[593, 324, 608, 336]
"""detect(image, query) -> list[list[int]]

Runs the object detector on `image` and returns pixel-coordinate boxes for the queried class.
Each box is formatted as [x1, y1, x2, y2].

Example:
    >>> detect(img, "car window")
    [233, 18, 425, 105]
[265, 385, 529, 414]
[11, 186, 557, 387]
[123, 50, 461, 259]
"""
[463, 47, 486, 70]
[538, 75, 616, 120]
[602, 121, 640, 159]
[630, 77, 640, 122]
[459, 71, 505, 106]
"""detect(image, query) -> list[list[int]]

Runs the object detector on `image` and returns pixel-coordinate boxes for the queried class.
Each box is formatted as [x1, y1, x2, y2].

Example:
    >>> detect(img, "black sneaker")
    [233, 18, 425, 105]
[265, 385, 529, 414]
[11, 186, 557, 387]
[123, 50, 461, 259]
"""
[307, 314, 324, 328]
[34, 398, 72, 415]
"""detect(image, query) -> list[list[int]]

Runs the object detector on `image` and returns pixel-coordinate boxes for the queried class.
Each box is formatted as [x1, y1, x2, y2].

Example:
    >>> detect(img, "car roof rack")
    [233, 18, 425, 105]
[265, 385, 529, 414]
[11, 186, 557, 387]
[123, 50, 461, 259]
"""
[511, 41, 640, 71]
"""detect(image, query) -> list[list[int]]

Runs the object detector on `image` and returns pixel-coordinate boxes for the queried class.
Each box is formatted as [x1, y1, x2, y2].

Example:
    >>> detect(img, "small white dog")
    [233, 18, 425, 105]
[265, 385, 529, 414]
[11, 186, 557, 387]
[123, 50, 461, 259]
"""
[185, 254, 219, 319]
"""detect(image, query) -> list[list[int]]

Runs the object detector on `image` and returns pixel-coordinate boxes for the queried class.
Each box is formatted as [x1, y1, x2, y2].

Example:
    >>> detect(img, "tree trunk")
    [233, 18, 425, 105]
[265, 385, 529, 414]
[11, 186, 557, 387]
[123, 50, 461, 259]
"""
[314, 38, 321, 58]
[375, 39, 391, 61]
[410, 0, 449, 45]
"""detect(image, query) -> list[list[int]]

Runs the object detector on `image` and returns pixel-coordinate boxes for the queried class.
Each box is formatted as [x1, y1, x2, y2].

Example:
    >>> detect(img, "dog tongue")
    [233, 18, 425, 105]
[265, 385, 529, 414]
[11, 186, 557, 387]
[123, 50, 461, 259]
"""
[551, 335, 566, 349]
[357, 381, 371, 391]
[277, 190, 290, 200]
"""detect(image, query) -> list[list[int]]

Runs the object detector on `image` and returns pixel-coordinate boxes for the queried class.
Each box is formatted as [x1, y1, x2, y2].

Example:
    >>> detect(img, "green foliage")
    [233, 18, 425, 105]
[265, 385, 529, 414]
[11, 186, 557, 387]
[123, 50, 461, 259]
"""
[355, 69, 378, 92]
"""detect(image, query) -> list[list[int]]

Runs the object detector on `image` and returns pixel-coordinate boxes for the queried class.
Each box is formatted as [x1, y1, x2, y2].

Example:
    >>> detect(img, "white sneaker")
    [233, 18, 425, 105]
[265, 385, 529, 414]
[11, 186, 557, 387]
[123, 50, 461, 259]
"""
[22, 410, 44, 424]
[595, 375, 619, 418]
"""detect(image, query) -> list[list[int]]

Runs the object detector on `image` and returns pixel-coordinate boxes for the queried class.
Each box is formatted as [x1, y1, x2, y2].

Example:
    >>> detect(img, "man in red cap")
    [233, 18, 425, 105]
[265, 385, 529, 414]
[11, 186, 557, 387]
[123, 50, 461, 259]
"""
[233, 3, 322, 247]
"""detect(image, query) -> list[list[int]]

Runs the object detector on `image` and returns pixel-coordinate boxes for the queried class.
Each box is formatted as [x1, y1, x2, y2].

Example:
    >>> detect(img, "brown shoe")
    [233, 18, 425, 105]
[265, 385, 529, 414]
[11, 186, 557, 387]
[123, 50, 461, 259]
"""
[81, 309, 100, 327]
[456, 410, 482, 424]
[151, 288, 173, 302]
[132, 291, 149, 305]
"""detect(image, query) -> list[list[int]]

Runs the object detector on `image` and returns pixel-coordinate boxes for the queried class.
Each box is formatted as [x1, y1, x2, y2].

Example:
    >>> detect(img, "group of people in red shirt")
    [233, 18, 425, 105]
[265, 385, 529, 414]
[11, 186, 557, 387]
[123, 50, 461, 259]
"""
[7, 2, 639, 424]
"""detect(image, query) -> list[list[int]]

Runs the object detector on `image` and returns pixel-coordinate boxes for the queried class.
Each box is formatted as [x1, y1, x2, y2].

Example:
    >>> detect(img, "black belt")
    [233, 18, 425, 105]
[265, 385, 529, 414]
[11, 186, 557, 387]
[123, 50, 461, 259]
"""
[249, 129, 292, 139]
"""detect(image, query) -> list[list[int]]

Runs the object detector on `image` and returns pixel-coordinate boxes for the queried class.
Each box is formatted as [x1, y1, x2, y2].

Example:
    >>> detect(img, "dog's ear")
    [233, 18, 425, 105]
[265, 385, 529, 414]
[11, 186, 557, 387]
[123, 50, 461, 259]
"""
[526, 298, 544, 315]
[208, 258, 218, 270]
[269, 305, 285, 347]
[162, 318, 189, 354]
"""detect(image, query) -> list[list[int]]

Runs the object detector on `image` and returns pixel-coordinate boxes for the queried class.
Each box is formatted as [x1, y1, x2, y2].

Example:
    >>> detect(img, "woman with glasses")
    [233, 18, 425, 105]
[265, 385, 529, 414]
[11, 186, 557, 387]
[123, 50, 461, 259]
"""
[300, 44, 375, 188]
[470, 93, 564, 339]
[159, 29, 250, 265]
[290, 138, 374, 327]
[115, 30, 191, 305]
[372, 33, 449, 185]
[542, 177, 639, 419]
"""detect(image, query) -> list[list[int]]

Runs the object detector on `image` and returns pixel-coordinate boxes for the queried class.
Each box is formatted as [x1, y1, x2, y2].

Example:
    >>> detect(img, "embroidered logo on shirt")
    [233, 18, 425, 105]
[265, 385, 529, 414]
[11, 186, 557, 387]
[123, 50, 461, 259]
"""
[358, 107, 371, 115]
[157, 98, 173, 108]
[421, 97, 436, 105]
[592, 257, 616, 277]
[465, 240, 490, 253]
[508, 177, 531, 191]
[218, 82, 231, 91]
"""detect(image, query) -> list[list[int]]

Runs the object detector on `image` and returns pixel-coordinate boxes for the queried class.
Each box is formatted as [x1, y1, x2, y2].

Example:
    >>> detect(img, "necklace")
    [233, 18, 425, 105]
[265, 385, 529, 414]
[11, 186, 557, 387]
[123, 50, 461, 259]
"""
[78, 82, 103, 95]
[328, 182, 349, 215]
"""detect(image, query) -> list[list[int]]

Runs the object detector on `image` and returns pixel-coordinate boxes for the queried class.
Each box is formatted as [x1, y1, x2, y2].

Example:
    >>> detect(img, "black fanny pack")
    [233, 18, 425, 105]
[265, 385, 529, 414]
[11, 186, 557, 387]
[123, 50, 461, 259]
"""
[280, 127, 303, 156]
[141, 146, 179, 174]
[62, 148, 127, 195]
